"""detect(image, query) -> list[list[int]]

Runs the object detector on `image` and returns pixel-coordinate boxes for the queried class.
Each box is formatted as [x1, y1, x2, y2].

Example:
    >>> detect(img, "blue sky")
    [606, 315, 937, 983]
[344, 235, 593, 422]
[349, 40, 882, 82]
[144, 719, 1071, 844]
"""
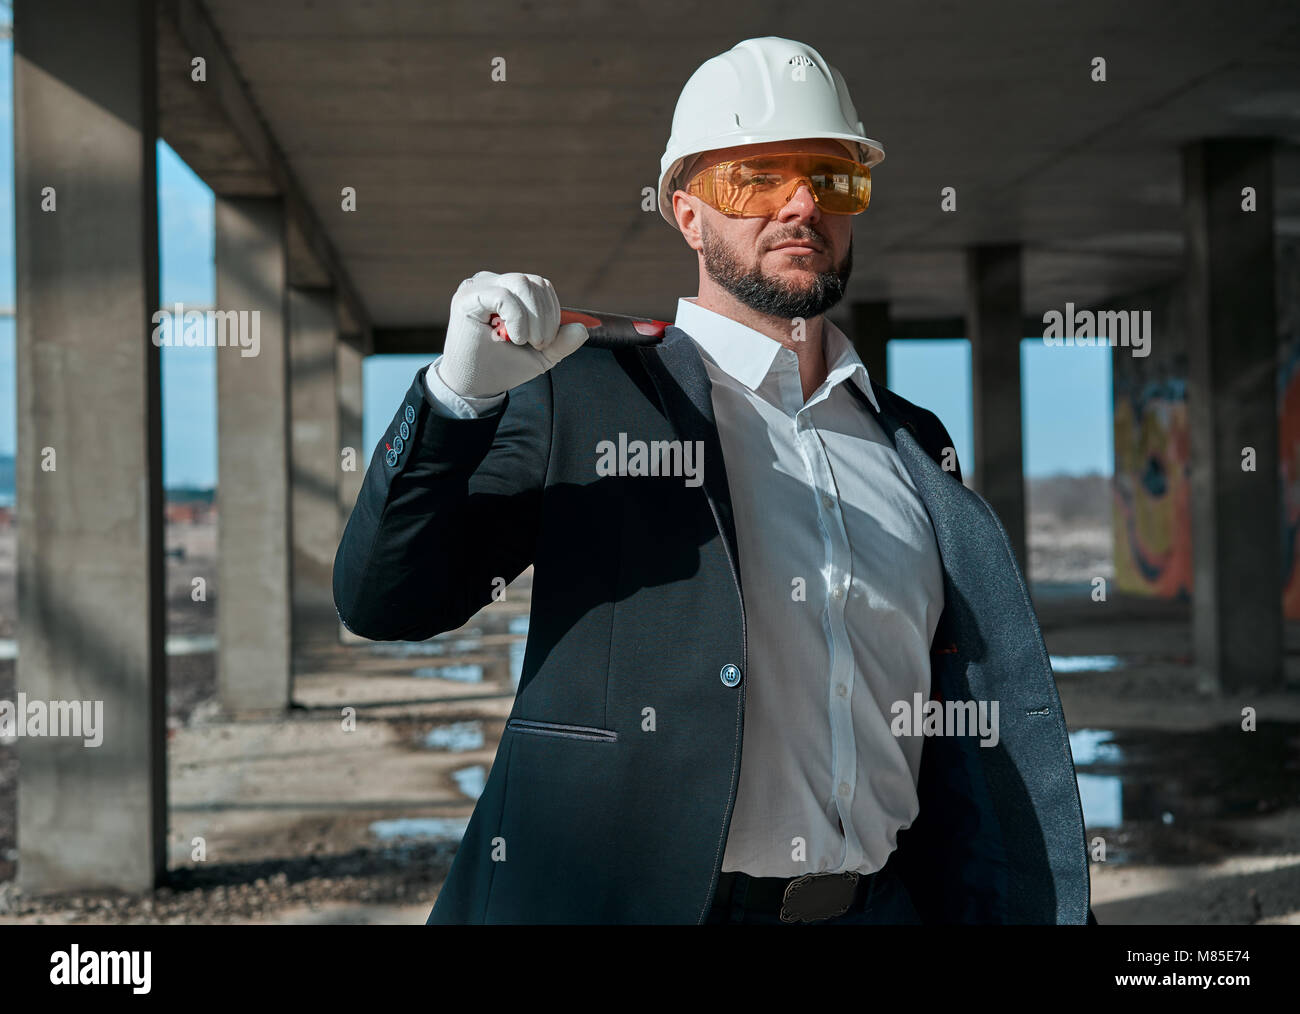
[0, 28, 1113, 485]
[889, 338, 1114, 478]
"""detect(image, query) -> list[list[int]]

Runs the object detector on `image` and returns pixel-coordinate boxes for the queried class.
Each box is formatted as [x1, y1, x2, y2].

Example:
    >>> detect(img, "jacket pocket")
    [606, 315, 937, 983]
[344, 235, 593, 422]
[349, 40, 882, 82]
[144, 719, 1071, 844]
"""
[505, 718, 618, 743]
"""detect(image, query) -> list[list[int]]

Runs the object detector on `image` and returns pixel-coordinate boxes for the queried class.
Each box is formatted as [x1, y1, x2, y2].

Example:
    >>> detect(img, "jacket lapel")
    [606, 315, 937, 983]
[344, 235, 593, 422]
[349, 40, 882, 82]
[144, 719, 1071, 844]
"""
[637, 326, 744, 599]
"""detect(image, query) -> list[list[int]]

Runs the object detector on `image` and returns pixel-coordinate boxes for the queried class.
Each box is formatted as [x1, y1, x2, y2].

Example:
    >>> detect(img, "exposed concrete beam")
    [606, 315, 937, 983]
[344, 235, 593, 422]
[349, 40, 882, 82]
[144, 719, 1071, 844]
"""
[372, 327, 447, 357]
[887, 316, 1050, 341]
[154, 3, 270, 195]
[157, 0, 371, 353]
[370, 316, 1061, 355]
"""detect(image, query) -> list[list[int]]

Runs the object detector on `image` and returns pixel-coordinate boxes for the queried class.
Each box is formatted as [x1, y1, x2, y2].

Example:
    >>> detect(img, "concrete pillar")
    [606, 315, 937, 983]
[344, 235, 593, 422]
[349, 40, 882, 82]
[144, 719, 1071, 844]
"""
[965, 244, 1027, 571]
[13, 0, 166, 893]
[849, 301, 889, 388]
[336, 339, 364, 642]
[216, 197, 291, 712]
[289, 288, 339, 661]
[337, 339, 364, 527]
[1183, 139, 1281, 693]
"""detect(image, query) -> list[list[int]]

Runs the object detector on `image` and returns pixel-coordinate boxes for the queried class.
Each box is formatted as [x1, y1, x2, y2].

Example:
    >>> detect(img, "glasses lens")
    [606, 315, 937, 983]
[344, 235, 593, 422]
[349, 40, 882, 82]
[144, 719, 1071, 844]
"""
[690, 153, 871, 217]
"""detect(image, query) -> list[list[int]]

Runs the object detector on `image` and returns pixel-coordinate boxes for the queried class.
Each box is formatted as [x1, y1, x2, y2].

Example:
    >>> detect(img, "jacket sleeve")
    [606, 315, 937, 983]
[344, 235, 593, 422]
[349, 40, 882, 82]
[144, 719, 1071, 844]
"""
[333, 363, 552, 641]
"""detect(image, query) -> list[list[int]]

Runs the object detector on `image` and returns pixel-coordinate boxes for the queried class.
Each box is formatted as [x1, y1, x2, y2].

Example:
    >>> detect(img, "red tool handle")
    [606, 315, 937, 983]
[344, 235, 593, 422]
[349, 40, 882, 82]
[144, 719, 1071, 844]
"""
[487, 307, 671, 349]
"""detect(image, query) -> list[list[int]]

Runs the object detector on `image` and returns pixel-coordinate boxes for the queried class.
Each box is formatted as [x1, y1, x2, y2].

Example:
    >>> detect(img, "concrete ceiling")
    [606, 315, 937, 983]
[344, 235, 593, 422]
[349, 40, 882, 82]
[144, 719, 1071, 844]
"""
[178, 0, 1300, 330]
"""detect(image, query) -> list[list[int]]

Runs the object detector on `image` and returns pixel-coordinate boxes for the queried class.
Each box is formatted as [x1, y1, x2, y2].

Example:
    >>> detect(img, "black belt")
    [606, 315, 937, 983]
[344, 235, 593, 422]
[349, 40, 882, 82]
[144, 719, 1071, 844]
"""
[712, 868, 880, 923]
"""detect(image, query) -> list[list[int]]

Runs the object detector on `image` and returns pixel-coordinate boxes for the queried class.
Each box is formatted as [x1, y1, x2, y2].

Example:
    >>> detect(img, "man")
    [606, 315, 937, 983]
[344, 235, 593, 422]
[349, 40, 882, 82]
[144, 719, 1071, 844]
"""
[334, 36, 1094, 925]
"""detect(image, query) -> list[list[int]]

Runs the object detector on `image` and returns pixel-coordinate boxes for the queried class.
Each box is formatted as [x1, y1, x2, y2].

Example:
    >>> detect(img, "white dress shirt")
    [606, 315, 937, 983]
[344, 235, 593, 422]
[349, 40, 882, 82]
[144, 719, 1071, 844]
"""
[423, 298, 944, 878]
[674, 297, 944, 877]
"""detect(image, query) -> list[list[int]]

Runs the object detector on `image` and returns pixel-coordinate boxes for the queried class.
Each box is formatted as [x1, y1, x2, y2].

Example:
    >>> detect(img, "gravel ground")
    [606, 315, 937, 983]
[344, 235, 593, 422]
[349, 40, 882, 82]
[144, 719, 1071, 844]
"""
[0, 838, 452, 924]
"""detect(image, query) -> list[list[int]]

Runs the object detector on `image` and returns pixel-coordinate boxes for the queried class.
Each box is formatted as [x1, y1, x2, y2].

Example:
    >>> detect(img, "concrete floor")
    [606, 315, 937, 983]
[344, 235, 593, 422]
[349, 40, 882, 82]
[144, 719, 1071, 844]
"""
[2, 579, 1299, 924]
[1039, 592, 1300, 924]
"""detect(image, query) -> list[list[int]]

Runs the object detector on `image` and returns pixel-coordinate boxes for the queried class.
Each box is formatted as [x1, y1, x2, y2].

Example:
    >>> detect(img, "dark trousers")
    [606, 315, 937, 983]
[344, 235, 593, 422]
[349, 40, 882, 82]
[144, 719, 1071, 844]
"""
[705, 851, 922, 925]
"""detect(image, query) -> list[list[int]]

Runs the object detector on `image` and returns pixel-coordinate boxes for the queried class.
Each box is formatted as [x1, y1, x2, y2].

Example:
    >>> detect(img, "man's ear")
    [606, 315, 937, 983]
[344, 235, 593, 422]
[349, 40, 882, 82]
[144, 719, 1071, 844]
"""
[673, 191, 704, 253]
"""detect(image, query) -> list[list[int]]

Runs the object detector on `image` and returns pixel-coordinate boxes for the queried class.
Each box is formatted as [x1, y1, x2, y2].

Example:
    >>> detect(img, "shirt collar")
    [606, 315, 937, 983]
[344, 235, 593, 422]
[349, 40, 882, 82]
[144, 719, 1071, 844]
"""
[674, 296, 880, 413]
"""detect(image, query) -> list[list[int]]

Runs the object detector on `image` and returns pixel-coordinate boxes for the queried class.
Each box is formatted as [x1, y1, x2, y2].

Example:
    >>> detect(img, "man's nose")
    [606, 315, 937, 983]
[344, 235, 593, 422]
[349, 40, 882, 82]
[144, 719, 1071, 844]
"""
[777, 181, 821, 221]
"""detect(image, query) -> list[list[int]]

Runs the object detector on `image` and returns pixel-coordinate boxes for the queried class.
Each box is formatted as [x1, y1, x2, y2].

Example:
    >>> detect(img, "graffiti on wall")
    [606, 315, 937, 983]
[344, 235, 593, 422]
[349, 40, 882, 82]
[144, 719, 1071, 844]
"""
[1112, 377, 1192, 598]
[1112, 236, 1300, 612]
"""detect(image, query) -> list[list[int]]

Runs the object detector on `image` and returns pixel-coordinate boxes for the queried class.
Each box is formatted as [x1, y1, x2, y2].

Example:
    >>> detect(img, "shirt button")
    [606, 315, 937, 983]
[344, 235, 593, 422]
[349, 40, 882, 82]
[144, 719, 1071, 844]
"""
[836, 683, 847, 697]
[831, 586, 843, 600]
[821, 494, 833, 510]
[838, 782, 851, 797]
[719, 663, 742, 688]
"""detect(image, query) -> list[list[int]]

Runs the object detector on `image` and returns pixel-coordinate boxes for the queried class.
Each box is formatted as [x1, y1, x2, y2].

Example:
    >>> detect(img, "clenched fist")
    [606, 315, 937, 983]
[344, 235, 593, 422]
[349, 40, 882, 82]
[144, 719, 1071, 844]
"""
[436, 270, 589, 400]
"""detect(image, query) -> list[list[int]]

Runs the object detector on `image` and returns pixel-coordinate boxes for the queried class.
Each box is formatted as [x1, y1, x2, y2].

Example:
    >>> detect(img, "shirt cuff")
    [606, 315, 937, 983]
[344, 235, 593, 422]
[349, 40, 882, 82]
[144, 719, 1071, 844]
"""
[423, 357, 507, 418]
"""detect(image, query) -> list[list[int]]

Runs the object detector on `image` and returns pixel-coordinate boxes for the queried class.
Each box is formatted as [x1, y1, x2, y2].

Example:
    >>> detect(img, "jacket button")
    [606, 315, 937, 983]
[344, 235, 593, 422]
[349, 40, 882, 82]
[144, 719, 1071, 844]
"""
[720, 663, 742, 687]
[399, 420, 410, 440]
[385, 448, 399, 467]
[404, 404, 416, 424]
[392, 435, 404, 454]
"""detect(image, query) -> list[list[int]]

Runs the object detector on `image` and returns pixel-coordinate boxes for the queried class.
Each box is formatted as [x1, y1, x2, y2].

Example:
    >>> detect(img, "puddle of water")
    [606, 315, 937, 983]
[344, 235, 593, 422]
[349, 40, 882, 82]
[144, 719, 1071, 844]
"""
[0, 634, 218, 659]
[1076, 772, 1124, 828]
[368, 817, 469, 842]
[423, 722, 485, 752]
[368, 637, 494, 659]
[1069, 728, 1123, 766]
[367, 642, 450, 658]
[167, 634, 218, 655]
[1068, 721, 1300, 863]
[411, 664, 483, 682]
[1069, 730, 1127, 826]
[1050, 655, 1125, 673]
[452, 764, 487, 800]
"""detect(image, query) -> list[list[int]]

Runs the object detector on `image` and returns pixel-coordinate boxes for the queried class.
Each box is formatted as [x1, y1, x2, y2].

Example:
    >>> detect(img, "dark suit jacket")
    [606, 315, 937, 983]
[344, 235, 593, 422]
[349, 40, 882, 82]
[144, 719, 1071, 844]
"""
[333, 324, 1094, 924]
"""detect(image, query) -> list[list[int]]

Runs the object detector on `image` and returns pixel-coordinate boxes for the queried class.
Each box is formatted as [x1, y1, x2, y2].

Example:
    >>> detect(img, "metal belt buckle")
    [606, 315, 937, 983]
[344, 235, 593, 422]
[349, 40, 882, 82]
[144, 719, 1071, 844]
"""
[779, 871, 860, 923]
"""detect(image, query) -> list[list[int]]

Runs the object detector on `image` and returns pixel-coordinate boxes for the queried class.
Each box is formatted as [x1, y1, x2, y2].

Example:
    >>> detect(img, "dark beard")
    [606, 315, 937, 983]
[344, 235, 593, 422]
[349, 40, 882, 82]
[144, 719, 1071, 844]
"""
[701, 220, 853, 320]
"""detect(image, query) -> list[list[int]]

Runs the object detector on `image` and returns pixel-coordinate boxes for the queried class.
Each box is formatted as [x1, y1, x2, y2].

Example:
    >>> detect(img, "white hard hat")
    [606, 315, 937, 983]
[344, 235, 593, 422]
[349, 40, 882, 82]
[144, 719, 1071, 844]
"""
[657, 37, 885, 230]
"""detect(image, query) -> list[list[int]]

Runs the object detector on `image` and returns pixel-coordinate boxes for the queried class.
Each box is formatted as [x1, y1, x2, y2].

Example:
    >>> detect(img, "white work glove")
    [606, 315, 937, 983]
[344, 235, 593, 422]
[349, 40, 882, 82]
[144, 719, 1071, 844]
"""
[436, 270, 590, 400]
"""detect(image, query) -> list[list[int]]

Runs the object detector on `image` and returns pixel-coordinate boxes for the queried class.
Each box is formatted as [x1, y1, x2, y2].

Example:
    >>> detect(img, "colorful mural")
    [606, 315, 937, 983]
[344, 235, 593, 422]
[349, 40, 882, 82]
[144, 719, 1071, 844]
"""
[1112, 236, 1300, 613]
[1112, 378, 1192, 599]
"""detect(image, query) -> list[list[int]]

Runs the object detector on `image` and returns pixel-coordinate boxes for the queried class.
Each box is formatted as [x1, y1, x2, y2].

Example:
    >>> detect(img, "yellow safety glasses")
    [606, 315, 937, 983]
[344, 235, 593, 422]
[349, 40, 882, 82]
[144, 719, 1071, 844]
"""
[685, 151, 872, 218]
